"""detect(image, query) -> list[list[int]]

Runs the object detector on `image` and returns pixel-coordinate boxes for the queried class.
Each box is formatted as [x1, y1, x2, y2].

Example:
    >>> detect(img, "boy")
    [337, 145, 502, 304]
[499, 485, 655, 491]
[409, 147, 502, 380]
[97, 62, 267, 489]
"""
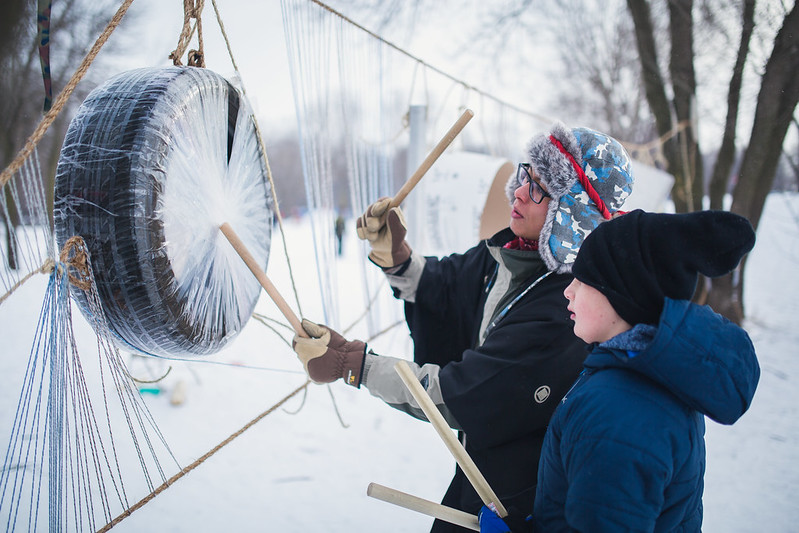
[481, 208, 760, 532]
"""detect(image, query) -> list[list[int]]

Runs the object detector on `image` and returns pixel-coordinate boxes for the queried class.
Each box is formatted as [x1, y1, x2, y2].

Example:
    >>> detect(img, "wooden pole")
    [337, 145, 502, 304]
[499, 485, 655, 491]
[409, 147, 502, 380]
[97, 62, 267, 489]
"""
[219, 222, 307, 337]
[389, 108, 474, 209]
[367, 482, 479, 531]
[394, 360, 507, 517]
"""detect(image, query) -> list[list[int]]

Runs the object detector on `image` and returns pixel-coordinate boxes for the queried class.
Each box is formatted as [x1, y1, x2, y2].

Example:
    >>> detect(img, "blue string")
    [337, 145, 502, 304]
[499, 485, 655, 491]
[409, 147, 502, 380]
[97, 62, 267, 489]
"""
[0, 262, 181, 530]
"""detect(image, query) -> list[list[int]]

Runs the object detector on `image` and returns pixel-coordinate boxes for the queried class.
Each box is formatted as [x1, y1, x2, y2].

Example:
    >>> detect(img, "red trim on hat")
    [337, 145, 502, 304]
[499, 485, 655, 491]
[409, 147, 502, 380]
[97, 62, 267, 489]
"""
[549, 135, 612, 220]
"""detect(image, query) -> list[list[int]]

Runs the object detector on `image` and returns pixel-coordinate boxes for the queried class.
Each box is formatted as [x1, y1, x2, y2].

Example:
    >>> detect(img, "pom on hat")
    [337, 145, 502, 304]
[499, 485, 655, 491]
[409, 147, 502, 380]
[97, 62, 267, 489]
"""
[506, 122, 634, 273]
[571, 209, 756, 326]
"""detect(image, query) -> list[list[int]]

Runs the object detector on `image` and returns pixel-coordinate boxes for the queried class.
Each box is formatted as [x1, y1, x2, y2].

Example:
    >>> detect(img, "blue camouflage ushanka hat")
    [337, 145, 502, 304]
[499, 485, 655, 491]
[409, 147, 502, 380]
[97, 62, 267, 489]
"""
[506, 122, 634, 273]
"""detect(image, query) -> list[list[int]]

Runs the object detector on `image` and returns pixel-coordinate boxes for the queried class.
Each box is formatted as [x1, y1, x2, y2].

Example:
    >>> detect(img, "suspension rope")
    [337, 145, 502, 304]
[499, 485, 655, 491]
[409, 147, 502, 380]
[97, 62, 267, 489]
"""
[169, 0, 206, 67]
[0, 258, 54, 305]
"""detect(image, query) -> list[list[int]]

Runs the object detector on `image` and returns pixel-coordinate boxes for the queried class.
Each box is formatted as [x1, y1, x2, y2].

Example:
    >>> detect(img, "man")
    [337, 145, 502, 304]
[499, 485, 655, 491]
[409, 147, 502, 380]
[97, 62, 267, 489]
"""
[293, 123, 634, 531]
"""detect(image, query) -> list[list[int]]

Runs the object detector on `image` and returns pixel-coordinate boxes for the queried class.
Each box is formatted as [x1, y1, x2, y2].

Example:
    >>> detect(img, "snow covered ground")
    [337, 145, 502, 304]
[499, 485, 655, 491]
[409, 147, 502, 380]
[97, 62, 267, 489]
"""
[1, 193, 797, 532]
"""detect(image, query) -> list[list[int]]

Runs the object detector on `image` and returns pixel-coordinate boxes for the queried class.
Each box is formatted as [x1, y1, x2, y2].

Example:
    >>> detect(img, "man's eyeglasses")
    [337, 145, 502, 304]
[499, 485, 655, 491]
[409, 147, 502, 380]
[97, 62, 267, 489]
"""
[516, 163, 551, 204]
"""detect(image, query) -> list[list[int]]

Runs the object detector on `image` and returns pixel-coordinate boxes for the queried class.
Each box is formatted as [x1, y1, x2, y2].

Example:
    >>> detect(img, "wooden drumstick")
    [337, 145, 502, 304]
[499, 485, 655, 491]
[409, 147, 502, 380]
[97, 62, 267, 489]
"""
[219, 222, 308, 337]
[389, 108, 474, 209]
[394, 360, 507, 517]
[367, 482, 479, 531]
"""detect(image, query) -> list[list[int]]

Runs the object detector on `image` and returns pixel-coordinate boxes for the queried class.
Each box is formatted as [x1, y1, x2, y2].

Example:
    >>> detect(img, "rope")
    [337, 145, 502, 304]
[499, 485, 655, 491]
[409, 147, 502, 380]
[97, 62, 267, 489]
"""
[97, 379, 310, 532]
[0, 234, 94, 304]
[169, 0, 206, 67]
[0, 258, 54, 305]
[0, 0, 137, 189]
[254, 124, 305, 319]
[126, 366, 172, 385]
[58, 236, 92, 291]
[304, 0, 552, 124]
[209, 0, 240, 77]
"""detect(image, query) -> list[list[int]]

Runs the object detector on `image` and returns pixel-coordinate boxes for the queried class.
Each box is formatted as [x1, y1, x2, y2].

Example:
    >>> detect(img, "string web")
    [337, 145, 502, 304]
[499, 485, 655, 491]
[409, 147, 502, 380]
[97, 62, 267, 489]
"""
[0, 150, 53, 300]
[282, 0, 413, 338]
[280, 0, 546, 341]
[0, 246, 177, 531]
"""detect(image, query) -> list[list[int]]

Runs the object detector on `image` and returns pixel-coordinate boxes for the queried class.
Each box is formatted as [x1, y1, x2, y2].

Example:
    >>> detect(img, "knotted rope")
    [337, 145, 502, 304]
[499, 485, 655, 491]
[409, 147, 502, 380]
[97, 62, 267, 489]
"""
[0, 236, 94, 304]
[58, 236, 92, 291]
[169, 0, 206, 67]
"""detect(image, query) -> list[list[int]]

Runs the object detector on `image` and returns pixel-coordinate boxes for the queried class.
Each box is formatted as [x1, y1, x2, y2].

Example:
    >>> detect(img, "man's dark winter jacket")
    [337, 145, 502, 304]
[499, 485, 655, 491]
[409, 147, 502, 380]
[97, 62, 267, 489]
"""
[534, 298, 760, 532]
[405, 228, 588, 532]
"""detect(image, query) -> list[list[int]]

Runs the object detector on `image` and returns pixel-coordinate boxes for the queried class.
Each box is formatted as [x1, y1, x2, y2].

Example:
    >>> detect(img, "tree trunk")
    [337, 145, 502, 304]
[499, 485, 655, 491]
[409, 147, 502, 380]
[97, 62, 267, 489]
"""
[707, 3, 799, 322]
[668, 0, 703, 212]
[627, 0, 686, 212]
[3, 185, 19, 270]
[708, 0, 755, 211]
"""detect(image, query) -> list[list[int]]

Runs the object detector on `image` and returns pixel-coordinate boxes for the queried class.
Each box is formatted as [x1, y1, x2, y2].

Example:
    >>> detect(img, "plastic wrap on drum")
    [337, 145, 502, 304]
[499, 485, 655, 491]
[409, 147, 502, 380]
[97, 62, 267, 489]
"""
[54, 66, 273, 357]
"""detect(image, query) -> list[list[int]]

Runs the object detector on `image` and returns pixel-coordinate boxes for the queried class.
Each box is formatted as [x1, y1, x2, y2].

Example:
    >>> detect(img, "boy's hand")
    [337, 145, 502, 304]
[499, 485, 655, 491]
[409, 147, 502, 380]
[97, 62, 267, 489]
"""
[478, 505, 533, 533]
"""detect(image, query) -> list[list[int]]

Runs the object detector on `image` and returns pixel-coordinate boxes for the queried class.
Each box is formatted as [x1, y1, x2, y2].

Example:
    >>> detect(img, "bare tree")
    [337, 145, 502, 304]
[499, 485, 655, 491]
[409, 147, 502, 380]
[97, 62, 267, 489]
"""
[707, 3, 799, 321]
[625, 0, 799, 322]
[707, 0, 756, 210]
[627, 0, 703, 212]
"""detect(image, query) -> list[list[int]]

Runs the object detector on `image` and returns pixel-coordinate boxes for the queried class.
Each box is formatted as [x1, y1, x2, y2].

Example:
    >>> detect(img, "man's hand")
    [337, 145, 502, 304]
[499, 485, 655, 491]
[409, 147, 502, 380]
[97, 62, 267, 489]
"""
[292, 319, 366, 387]
[356, 197, 411, 268]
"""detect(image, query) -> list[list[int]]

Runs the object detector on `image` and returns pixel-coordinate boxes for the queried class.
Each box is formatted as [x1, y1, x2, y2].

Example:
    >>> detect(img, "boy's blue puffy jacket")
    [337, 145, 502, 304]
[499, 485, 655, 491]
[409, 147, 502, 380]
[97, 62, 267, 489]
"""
[534, 298, 760, 532]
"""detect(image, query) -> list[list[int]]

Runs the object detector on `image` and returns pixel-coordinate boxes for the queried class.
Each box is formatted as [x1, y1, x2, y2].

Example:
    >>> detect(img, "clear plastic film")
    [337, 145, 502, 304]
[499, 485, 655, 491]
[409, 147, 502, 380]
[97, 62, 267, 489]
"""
[54, 66, 273, 357]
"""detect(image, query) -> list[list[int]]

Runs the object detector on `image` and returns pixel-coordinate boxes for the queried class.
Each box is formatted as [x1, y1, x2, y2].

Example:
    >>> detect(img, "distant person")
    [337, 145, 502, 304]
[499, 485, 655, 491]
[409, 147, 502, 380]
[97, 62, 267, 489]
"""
[293, 123, 634, 531]
[335, 214, 345, 256]
[479, 209, 760, 532]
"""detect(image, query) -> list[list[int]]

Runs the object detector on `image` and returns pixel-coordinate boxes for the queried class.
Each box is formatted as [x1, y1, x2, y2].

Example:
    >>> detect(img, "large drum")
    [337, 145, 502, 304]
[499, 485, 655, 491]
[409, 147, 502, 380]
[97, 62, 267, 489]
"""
[54, 67, 273, 357]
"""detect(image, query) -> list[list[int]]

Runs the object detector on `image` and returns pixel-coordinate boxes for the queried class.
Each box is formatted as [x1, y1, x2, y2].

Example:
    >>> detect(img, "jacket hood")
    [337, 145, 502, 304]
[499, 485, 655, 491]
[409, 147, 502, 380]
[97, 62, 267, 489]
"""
[584, 298, 760, 425]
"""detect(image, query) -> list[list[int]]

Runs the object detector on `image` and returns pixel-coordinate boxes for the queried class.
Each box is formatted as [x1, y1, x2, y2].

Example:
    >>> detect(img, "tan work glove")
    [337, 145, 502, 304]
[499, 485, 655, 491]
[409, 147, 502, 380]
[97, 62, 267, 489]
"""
[292, 319, 366, 387]
[356, 197, 412, 268]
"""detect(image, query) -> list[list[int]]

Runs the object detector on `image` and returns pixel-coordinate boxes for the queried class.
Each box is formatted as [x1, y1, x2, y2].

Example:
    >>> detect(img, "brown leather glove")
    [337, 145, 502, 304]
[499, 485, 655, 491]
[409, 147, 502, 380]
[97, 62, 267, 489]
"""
[356, 197, 412, 268]
[292, 319, 366, 387]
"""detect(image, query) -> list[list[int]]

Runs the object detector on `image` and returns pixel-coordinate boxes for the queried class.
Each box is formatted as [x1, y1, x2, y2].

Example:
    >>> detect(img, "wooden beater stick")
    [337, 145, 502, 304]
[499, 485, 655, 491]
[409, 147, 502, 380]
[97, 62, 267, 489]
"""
[367, 482, 479, 531]
[219, 222, 308, 337]
[388, 109, 474, 209]
[394, 360, 507, 517]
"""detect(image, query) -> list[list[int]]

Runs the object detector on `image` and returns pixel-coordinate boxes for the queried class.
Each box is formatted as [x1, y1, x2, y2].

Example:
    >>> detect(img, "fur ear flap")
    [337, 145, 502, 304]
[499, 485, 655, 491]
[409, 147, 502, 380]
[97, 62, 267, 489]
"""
[527, 122, 580, 197]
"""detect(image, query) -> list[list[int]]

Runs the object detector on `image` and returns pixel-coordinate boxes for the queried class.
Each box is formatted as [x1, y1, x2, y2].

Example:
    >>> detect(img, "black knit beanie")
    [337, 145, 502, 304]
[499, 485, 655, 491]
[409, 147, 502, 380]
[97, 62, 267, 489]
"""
[571, 209, 756, 325]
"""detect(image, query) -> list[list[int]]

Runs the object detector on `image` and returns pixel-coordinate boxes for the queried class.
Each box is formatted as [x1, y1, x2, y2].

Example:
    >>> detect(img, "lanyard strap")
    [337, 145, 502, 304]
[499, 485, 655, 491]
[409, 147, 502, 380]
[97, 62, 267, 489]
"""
[483, 270, 553, 340]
